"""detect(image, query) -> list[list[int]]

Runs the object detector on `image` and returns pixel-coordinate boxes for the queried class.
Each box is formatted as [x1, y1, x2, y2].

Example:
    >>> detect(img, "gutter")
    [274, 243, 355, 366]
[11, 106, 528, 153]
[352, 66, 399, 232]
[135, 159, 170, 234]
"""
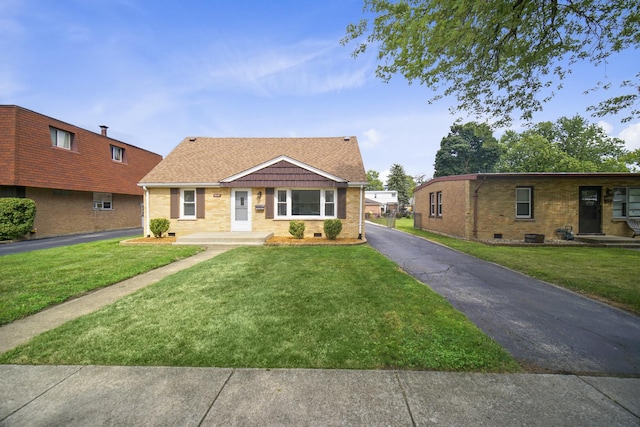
[472, 178, 487, 239]
[358, 184, 363, 239]
[143, 186, 150, 237]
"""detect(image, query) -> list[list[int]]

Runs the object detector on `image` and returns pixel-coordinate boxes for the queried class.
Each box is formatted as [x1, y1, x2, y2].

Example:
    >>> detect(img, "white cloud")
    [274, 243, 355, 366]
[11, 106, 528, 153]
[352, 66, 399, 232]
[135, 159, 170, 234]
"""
[201, 38, 372, 96]
[597, 120, 614, 135]
[618, 122, 640, 150]
[361, 128, 382, 149]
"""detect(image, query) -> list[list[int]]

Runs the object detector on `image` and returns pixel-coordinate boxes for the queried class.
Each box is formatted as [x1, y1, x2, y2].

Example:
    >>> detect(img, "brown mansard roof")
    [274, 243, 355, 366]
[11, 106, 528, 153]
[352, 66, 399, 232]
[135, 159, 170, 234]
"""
[139, 136, 368, 186]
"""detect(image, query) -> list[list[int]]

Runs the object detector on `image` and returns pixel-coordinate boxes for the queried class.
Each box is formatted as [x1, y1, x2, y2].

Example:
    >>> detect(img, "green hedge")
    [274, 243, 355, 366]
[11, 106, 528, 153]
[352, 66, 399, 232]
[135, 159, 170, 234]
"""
[323, 219, 343, 240]
[0, 198, 37, 240]
[289, 221, 305, 239]
[149, 218, 171, 238]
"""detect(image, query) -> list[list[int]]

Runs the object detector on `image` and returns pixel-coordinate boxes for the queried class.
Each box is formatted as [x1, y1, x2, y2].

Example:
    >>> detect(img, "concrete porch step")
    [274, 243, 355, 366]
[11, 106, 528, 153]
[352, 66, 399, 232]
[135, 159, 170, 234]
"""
[575, 235, 640, 248]
[174, 232, 274, 246]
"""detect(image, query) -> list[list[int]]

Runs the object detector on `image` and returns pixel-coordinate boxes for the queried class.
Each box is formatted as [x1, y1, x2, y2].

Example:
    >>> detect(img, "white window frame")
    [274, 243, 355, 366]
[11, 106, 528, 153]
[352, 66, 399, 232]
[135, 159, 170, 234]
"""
[516, 187, 533, 219]
[181, 189, 196, 219]
[429, 192, 435, 217]
[93, 192, 112, 210]
[111, 145, 124, 162]
[274, 188, 337, 219]
[436, 191, 443, 217]
[613, 187, 640, 218]
[50, 127, 73, 150]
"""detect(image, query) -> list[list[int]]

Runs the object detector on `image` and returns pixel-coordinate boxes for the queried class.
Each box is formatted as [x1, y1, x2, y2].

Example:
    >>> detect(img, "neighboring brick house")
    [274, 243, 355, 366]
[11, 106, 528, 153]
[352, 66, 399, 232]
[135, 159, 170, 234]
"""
[138, 136, 368, 239]
[0, 105, 162, 238]
[413, 173, 640, 241]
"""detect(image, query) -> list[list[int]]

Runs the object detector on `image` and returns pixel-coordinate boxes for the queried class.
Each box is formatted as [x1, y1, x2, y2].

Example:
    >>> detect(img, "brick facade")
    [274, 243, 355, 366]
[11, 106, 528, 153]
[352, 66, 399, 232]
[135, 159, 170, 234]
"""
[414, 174, 640, 240]
[1, 105, 161, 238]
[145, 187, 365, 239]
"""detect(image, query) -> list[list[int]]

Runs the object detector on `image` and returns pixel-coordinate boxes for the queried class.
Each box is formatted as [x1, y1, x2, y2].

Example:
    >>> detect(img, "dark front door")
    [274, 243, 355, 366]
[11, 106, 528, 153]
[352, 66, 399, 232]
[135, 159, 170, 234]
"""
[579, 186, 602, 234]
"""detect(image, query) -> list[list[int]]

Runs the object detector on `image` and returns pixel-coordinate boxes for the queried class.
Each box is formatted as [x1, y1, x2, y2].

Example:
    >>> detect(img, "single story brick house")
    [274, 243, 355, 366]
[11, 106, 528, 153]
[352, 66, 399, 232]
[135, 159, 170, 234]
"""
[0, 105, 162, 238]
[413, 173, 640, 241]
[138, 136, 368, 239]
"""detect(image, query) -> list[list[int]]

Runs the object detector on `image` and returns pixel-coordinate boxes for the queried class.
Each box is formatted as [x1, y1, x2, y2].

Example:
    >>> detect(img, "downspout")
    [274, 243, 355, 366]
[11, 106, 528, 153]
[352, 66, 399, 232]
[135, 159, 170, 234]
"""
[358, 185, 363, 239]
[472, 178, 487, 239]
[143, 186, 150, 237]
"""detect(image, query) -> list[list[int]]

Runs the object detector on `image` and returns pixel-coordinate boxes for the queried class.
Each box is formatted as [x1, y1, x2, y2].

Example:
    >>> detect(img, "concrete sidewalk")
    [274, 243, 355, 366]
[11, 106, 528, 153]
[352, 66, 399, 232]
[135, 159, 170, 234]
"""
[1, 365, 639, 426]
[1, 244, 639, 426]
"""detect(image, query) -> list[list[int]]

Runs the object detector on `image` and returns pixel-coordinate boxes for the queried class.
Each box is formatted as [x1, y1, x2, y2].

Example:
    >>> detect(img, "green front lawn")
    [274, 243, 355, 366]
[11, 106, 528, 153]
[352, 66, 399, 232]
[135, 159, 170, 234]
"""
[0, 239, 201, 325]
[394, 218, 640, 315]
[0, 246, 520, 372]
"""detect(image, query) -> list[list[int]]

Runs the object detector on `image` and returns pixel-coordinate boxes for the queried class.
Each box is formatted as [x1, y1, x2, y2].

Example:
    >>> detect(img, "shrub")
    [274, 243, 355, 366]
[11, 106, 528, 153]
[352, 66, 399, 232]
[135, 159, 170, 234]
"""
[149, 218, 171, 238]
[324, 219, 343, 240]
[0, 198, 37, 241]
[289, 221, 305, 239]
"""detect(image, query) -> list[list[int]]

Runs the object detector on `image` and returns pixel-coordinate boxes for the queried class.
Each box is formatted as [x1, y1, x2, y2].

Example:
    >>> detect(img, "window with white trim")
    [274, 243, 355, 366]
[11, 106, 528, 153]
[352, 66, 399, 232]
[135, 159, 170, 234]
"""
[93, 193, 112, 210]
[516, 187, 533, 219]
[111, 145, 124, 162]
[429, 192, 435, 216]
[50, 127, 73, 150]
[436, 191, 443, 217]
[181, 189, 196, 218]
[613, 187, 640, 218]
[274, 189, 337, 218]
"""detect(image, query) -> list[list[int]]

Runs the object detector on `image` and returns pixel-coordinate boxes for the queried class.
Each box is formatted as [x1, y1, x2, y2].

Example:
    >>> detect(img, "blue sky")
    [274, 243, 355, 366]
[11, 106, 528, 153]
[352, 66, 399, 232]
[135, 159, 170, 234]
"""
[2, 0, 639, 181]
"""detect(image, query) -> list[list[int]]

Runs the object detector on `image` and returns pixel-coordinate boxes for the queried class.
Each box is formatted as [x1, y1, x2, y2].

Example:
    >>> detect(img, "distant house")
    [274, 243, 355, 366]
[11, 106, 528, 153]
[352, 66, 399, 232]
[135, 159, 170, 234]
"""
[138, 136, 368, 239]
[413, 173, 640, 240]
[0, 105, 162, 238]
[364, 190, 398, 216]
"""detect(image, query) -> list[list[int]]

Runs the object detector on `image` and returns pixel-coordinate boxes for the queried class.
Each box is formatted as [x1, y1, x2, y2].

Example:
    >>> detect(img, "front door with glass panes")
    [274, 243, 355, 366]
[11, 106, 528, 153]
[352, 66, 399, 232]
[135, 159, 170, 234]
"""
[231, 189, 251, 231]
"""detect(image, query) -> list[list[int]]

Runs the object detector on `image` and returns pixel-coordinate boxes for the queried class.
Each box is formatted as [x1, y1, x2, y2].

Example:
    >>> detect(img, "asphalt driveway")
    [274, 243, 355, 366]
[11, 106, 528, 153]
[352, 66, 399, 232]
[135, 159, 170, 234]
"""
[0, 228, 142, 256]
[365, 224, 640, 376]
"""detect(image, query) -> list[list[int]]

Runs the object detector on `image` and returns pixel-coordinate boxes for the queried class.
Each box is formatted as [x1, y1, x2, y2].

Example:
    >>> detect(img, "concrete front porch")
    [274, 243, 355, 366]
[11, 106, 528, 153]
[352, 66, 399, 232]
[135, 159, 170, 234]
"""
[174, 232, 274, 246]
[575, 235, 640, 248]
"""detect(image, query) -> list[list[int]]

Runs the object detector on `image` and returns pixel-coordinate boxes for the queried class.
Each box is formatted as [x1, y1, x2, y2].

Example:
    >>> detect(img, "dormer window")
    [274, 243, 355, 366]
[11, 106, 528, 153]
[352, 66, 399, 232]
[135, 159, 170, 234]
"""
[50, 127, 74, 150]
[111, 145, 125, 162]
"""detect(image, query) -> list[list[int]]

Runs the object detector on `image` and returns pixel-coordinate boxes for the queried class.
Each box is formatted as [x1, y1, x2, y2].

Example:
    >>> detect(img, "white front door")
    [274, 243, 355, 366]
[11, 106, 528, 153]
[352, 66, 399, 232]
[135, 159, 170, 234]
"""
[231, 189, 251, 231]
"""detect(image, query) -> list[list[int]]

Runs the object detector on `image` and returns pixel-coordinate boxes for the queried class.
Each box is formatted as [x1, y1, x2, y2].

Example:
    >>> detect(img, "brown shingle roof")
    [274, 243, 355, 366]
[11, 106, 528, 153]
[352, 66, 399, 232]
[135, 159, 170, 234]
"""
[139, 136, 367, 185]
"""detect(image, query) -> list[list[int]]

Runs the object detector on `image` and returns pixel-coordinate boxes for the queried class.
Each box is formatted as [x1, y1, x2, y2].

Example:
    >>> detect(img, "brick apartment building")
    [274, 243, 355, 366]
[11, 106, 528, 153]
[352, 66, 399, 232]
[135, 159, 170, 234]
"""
[0, 105, 162, 239]
[413, 173, 640, 241]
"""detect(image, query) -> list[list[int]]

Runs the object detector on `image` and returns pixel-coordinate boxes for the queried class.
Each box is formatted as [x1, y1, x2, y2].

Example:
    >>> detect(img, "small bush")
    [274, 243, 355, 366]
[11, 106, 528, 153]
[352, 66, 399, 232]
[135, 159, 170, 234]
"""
[324, 219, 343, 240]
[289, 221, 305, 239]
[0, 198, 37, 241]
[149, 218, 171, 238]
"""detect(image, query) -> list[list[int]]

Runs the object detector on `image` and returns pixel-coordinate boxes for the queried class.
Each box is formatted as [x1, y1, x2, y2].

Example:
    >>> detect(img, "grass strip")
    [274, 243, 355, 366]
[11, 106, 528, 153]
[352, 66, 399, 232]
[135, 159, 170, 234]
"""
[0, 246, 520, 372]
[0, 239, 201, 325]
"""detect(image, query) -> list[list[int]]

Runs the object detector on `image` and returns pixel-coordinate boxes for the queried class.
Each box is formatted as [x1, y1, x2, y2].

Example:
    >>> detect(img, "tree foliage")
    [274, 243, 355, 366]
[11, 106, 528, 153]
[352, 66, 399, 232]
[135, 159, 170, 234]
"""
[343, 0, 640, 125]
[433, 122, 500, 177]
[386, 163, 412, 205]
[496, 115, 630, 172]
[366, 169, 385, 190]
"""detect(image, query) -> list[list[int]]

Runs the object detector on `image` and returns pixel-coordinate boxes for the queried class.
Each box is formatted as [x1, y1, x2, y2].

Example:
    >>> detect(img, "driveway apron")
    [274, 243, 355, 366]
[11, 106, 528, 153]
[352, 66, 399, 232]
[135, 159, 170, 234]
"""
[366, 224, 640, 375]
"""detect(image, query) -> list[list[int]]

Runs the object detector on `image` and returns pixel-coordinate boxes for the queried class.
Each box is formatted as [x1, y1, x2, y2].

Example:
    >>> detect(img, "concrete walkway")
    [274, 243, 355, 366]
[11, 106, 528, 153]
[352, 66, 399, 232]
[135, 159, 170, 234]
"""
[0, 365, 638, 426]
[1, 243, 640, 425]
[0, 247, 232, 353]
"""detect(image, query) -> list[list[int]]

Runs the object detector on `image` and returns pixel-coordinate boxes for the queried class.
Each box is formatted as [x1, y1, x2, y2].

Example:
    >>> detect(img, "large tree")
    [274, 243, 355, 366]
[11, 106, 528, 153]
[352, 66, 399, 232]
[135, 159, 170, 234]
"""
[433, 122, 500, 177]
[386, 163, 411, 205]
[343, 0, 640, 125]
[366, 169, 385, 190]
[496, 115, 630, 172]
